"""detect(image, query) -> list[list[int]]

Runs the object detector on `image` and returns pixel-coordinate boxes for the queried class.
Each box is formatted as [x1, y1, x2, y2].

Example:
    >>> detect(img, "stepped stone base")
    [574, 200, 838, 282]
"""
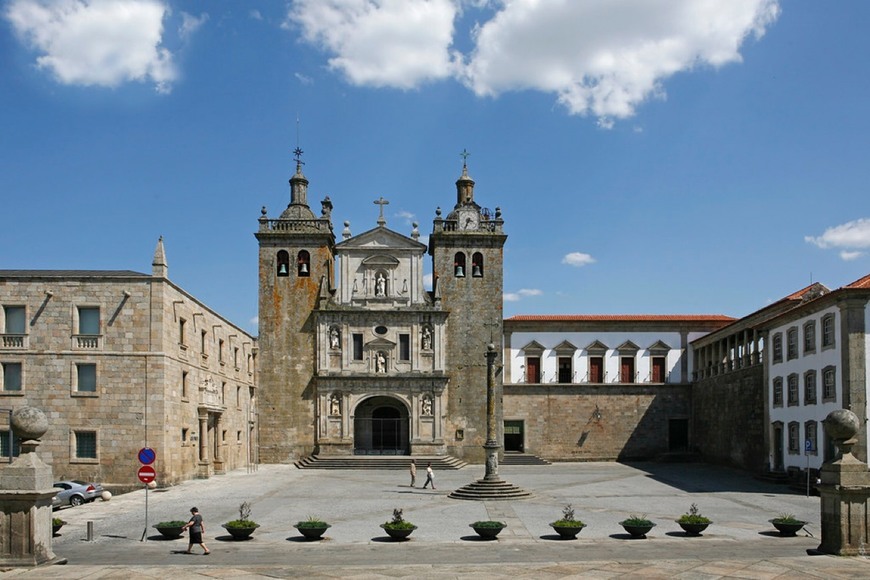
[295, 455, 467, 470]
[448, 477, 532, 501]
[501, 452, 551, 466]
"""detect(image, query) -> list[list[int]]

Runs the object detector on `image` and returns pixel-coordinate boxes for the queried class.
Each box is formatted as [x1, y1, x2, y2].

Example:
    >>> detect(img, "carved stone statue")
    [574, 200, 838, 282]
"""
[329, 326, 340, 350]
[421, 395, 433, 416]
[375, 273, 386, 297]
[376, 352, 386, 373]
[421, 326, 432, 350]
[330, 394, 341, 416]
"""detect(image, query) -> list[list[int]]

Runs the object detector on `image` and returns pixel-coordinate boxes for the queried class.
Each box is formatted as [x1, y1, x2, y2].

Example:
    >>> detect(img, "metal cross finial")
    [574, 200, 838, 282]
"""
[374, 196, 389, 226]
[460, 148, 470, 168]
[293, 146, 305, 171]
[483, 319, 500, 343]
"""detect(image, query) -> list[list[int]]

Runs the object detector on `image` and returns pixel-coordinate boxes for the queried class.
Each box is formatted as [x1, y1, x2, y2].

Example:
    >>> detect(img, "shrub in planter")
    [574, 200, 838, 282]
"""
[470, 520, 506, 539]
[549, 504, 586, 539]
[619, 514, 656, 538]
[52, 518, 67, 535]
[153, 520, 187, 539]
[380, 508, 416, 540]
[769, 513, 807, 537]
[676, 503, 712, 536]
[294, 516, 331, 540]
[222, 501, 260, 540]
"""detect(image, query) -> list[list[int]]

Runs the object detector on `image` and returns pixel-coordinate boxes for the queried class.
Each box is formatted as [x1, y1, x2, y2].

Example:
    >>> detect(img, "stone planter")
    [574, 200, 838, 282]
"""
[153, 524, 185, 539]
[470, 522, 506, 540]
[620, 521, 655, 538]
[676, 521, 711, 536]
[222, 523, 259, 540]
[549, 523, 585, 539]
[769, 519, 806, 537]
[294, 523, 330, 540]
[380, 524, 416, 540]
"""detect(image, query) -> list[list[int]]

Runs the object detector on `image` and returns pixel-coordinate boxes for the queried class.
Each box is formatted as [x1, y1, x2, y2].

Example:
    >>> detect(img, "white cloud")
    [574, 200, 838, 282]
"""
[805, 218, 870, 251]
[295, 72, 313, 85]
[289, 0, 779, 123]
[287, 0, 460, 89]
[562, 252, 596, 267]
[840, 251, 864, 261]
[504, 288, 542, 302]
[6, 0, 177, 93]
[179, 11, 208, 41]
[249, 9, 262, 21]
[249, 316, 259, 326]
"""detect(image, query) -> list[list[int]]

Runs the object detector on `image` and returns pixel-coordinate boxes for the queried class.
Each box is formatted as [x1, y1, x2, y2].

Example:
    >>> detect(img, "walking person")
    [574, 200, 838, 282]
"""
[422, 461, 436, 490]
[182, 507, 210, 555]
[409, 459, 417, 487]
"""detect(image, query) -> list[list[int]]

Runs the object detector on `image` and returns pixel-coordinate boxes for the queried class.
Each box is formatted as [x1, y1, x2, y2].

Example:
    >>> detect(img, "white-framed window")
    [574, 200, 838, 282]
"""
[786, 327, 798, 360]
[823, 366, 836, 401]
[73, 430, 98, 461]
[803, 321, 816, 354]
[772, 377, 783, 407]
[822, 314, 835, 348]
[787, 374, 799, 406]
[805, 421, 818, 455]
[1, 362, 22, 392]
[772, 333, 783, 363]
[787, 422, 800, 455]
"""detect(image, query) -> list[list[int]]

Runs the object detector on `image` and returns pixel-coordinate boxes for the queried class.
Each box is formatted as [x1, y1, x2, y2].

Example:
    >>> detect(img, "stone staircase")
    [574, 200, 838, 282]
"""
[294, 455, 467, 470]
[501, 451, 551, 466]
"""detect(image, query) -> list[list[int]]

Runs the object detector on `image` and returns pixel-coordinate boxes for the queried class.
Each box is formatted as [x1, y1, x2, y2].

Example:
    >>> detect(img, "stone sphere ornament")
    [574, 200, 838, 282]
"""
[11, 406, 49, 441]
[823, 409, 861, 442]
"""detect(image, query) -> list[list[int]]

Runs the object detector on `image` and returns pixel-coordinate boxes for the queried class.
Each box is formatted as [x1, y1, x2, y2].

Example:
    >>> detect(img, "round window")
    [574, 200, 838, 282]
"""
[374, 325, 388, 335]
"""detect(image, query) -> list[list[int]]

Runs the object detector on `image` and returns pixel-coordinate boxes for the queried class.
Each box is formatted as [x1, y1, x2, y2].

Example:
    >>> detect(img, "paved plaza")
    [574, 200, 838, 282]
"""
[3, 461, 870, 578]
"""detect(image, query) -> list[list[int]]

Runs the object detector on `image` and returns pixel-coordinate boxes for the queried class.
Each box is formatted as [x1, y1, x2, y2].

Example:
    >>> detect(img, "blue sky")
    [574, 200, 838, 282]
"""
[2, 0, 869, 335]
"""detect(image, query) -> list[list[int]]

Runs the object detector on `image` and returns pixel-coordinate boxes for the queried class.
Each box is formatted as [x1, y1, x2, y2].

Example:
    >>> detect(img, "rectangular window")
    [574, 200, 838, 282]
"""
[352, 334, 363, 360]
[179, 318, 187, 345]
[218, 339, 225, 363]
[234, 347, 239, 368]
[236, 386, 241, 407]
[78, 307, 100, 335]
[237, 430, 242, 443]
[399, 334, 410, 361]
[822, 314, 835, 348]
[773, 377, 783, 407]
[803, 321, 816, 354]
[76, 363, 97, 392]
[651, 356, 666, 383]
[772, 333, 783, 363]
[182, 371, 189, 399]
[589, 356, 604, 383]
[786, 328, 798, 360]
[75, 431, 97, 459]
[805, 421, 817, 455]
[558, 357, 572, 383]
[0, 430, 20, 458]
[2, 362, 22, 391]
[3, 306, 25, 334]
[787, 374, 799, 406]
[182, 428, 189, 443]
[201, 330, 208, 355]
[525, 356, 541, 383]
[221, 381, 226, 404]
[823, 367, 836, 401]
[804, 371, 817, 405]
[787, 422, 800, 454]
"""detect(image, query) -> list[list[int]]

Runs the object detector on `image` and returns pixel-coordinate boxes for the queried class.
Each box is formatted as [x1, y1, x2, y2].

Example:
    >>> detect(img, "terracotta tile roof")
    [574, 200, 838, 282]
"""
[843, 273, 870, 289]
[506, 314, 735, 322]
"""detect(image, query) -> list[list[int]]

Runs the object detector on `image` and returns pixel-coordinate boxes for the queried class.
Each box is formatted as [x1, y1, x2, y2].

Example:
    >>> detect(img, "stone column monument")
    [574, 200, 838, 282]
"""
[817, 409, 870, 555]
[0, 406, 63, 566]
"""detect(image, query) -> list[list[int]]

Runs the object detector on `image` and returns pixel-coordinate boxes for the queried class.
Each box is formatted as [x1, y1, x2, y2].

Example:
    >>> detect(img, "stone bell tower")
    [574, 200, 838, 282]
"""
[256, 149, 335, 462]
[429, 153, 507, 462]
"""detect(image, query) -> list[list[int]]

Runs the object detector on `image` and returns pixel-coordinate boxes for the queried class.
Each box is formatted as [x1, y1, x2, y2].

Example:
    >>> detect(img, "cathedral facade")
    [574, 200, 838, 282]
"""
[256, 156, 504, 463]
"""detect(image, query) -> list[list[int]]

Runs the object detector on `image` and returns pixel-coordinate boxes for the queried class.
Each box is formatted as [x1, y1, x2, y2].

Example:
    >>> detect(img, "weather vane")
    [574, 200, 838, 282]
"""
[293, 146, 305, 168]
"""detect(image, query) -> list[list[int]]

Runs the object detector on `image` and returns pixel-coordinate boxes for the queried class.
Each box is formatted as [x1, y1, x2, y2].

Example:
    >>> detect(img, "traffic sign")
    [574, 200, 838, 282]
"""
[139, 447, 157, 465]
[805, 440, 813, 452]
[138, 447, 156, 465]
[138, 465, 156, 483]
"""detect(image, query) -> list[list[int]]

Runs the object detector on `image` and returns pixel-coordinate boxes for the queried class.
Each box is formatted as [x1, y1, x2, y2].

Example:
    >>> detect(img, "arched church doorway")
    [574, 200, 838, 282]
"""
[354, 396, 410, 455]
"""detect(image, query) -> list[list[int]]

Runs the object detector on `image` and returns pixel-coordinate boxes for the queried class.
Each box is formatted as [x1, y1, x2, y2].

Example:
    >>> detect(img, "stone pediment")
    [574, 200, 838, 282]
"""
[362, 255, 400, 267]
[616, 340, 640, 353]
[553, 340, 578, 354]
[647, 340, 671, 354]
[585, 340, 608, 353]
[520, 340, 545, 354]
[365, 337, 396, 349]
[335, 226, 426, 252]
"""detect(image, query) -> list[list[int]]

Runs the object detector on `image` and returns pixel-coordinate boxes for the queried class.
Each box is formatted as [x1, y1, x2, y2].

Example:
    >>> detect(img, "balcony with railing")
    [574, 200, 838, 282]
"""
[1, 334, 27, 349]
[72, 335, 102, 350]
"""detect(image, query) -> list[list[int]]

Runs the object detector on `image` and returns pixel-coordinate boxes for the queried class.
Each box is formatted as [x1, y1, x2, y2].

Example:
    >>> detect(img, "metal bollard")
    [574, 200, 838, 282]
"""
[87, 521, 94, 542]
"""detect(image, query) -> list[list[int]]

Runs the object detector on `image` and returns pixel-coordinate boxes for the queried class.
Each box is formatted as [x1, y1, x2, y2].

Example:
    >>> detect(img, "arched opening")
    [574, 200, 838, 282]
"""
[353, 396, 410, 455]
[453, 252, 466, 277]
[297, 250, 310, 277]
[276, 250, 290, 277]
[472, 252, 484, 277]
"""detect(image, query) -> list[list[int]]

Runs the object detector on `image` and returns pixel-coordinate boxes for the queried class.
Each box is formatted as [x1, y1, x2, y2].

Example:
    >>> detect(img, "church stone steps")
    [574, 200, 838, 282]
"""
[294, 455, 467, 470]
[448, 479, 533, 500]
[501, 452, 551, 466]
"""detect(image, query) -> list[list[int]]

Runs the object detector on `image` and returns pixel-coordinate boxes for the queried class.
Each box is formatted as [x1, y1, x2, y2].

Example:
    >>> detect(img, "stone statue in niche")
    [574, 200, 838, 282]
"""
[329, 326, 340, 350]
[421, 326, 432, 350]
[421, 395, 433, 416]
[376, 351, 386, 373]
[330, 394, 341, 416]
[375, 273, 386, 297]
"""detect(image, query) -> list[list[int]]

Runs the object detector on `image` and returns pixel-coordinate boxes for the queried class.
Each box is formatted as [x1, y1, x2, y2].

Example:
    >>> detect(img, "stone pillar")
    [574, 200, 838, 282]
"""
[213, 413, 224, 474]
[0, 407, 63, 567]
[817, 409, 870, 555]
[483, 343, 500, 482]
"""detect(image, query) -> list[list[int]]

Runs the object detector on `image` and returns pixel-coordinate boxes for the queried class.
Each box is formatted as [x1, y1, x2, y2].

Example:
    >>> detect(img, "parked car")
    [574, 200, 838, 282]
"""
[52, 480, 104, 507]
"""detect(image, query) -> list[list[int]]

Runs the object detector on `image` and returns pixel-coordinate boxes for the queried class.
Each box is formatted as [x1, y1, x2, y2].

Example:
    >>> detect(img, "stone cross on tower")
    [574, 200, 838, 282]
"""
[374, 197, 389, 227]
